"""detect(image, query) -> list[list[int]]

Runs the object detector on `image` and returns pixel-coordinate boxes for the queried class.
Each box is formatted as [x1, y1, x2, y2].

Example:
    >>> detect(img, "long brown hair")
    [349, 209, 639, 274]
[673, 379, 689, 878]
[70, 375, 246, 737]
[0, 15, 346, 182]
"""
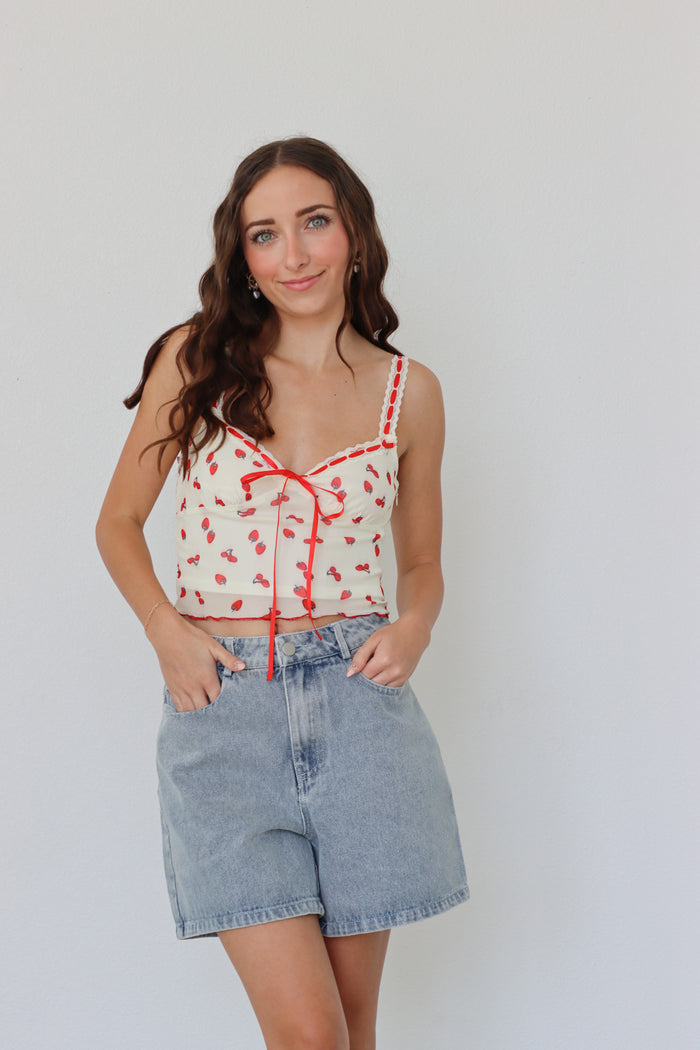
[125, 137, 400, 472]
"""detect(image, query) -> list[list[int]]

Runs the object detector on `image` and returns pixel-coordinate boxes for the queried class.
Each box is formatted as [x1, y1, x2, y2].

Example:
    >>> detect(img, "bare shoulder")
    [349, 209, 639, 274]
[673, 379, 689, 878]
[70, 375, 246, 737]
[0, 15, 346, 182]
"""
[399, 357, 444, 451]
[402, 356, 443, 403]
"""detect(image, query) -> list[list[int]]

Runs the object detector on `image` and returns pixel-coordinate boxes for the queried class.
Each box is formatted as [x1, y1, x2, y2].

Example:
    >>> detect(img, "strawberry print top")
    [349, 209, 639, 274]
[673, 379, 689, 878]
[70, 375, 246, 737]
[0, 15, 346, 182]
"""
[174, 353, 409, 678]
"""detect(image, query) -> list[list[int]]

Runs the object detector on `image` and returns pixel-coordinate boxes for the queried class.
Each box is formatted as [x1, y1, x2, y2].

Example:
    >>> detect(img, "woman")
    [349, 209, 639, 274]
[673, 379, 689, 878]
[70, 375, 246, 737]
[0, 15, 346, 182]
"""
[96, 137, 468, 1050]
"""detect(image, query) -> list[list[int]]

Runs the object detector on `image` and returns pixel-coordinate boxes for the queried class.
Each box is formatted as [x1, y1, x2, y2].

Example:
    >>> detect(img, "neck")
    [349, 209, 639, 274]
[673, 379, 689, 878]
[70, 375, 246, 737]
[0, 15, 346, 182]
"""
[266, 310, 358, 373]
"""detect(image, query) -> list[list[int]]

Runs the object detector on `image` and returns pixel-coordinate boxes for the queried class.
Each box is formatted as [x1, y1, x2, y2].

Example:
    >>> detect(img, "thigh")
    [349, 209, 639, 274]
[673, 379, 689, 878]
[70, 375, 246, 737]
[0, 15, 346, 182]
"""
[218, 915, 348, 1050]
[324, 931, 390, 1038]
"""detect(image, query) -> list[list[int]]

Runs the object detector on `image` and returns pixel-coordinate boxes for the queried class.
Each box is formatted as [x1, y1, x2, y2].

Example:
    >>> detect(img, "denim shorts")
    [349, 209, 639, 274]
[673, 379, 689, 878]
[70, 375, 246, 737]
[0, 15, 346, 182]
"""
[156, 613, 469, 939]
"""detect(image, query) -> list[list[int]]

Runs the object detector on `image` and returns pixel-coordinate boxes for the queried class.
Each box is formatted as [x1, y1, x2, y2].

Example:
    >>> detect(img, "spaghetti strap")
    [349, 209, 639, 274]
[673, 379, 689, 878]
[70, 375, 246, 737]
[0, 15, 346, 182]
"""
[378, 354, 409, 439]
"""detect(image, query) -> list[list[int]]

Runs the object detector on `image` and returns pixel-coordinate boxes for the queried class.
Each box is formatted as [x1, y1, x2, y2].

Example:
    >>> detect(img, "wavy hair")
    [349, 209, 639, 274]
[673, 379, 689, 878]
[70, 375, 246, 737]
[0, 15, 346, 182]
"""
[125, 137, 400, 472]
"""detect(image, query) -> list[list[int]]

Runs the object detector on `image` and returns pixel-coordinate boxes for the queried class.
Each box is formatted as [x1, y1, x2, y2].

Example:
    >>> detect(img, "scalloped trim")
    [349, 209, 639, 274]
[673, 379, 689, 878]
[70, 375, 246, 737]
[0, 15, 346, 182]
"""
[379, 355, 408, 439]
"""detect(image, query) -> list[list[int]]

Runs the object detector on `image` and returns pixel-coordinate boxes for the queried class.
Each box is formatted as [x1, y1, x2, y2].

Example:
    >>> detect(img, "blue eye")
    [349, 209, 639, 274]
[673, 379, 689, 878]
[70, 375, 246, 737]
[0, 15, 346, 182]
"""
[307, 214, 330, 229]
[253, 230, 274, 244]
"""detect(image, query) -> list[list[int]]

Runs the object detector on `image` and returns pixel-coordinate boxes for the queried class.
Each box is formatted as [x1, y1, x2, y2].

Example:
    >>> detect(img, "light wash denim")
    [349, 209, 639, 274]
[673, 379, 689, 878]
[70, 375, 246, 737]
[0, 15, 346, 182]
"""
[156, 613, 469, 938]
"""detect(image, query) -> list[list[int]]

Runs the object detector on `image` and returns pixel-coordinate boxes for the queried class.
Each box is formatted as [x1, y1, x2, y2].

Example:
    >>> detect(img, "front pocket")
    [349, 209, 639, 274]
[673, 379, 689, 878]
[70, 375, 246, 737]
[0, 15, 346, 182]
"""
[357, 670, 405, 696]
[162, 678, 224, 715]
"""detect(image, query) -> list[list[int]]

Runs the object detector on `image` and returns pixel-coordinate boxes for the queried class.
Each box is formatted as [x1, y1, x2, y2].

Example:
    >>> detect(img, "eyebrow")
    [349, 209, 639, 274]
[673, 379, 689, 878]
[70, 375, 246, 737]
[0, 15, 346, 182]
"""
[244, 203, 337, 233]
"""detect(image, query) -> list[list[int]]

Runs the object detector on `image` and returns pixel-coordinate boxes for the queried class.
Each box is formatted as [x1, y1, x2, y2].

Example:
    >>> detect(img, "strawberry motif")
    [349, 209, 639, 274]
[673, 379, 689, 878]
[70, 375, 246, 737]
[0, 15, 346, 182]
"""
[220, 549, 237, 562]
[320, 515, 334, 525]
[294, 584, 308, 597]
[180, 586, 186, 597]
[340, 589, 352, 599]
[252, 459, 264, 468]
[187, 555, 200, 566]
[352, 516, 364, 524]
[283, 528, 295, 539]
[255, 541, 266, 555]
[296, 560, 308, 571]
[364, 480, 373, 494]
[248, 529, 259, 542]
[207, 531, 216, 543]
[201, 517, 210, 531]
[195, 590, 205, 605]
[374, 544, 380, 556]
[180, 498, 187, 511]
[176, 565, 181, 578]
[375, 496, 386, 508]
[271, 492, 290, 506]
[331, 476, 342, 489]
[215, 496, 225, 506]
[372, 533, 381, 543]
[230, 599, 243, 612]
[235, 449, 247, 459]
[366, 463, 379, 478]
[193, 477, 201, 490]
[253, 573, 270, 588]
[287, 515, 305, 524]
[209, 462, 218, 475]
[355, 563, 370, 573]
[386, 472, 392, 483]
[181, 529, 186, 540]
[215, 574, 227, 585]
[327, 566, 341, 581]
[303, 536, 323, 544]
[344, 536, 356, 545]
[237, 508, 256, 517]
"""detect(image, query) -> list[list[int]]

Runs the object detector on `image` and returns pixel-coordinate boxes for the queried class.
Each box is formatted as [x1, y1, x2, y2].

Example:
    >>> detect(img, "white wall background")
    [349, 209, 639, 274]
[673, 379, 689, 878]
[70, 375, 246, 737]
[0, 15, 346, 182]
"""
[3, 2, 699, 1047]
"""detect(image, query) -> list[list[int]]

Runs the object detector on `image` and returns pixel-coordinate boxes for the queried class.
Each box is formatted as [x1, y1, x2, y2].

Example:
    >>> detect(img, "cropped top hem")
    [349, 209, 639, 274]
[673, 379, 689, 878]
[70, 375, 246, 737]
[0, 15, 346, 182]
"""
[178, 609, 390, 624]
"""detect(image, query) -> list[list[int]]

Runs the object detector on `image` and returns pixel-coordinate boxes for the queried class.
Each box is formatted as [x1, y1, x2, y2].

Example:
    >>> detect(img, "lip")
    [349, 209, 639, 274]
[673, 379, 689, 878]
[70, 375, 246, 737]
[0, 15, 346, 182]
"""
[281, 271, 324, 291]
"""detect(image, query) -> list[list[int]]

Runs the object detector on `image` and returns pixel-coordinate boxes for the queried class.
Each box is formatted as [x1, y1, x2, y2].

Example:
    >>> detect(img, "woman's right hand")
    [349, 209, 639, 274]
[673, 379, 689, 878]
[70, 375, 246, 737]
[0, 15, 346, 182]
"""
[146, 604, 245, 711]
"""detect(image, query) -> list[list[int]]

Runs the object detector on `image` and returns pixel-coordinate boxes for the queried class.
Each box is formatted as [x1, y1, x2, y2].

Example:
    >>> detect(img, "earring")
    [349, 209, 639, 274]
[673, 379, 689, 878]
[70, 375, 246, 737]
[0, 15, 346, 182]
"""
[247, 273, 261, 299]
[352, 256, 361, 274]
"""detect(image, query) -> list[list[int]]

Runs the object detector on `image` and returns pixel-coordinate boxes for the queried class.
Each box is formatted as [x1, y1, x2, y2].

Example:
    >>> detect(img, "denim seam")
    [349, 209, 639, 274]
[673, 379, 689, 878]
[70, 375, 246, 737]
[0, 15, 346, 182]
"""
[280, 663, 309, 837]
[176, 897, 325, 939]
[320, 886, 470, 937]
[160, 811, 184, 928]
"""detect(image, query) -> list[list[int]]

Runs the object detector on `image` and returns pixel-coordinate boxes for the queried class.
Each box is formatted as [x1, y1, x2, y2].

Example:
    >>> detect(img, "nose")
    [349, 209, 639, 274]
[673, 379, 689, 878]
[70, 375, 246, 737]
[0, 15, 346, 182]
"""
[285, 233, 310, 271]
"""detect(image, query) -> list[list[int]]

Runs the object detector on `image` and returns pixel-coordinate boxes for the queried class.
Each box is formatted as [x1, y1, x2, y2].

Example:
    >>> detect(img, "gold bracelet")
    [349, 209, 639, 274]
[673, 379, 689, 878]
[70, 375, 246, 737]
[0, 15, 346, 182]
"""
[143, 599, 171, 634]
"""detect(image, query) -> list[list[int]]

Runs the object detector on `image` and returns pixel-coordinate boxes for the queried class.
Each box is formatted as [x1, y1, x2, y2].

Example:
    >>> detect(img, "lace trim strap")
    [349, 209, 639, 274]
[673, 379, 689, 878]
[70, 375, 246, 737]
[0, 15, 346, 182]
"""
[379, 354, 409, 439]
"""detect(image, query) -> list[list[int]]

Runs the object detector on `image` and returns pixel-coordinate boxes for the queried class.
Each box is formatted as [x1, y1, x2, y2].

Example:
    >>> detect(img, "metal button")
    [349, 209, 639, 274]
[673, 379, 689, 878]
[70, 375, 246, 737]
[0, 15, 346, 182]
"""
[282, 641, 296, 656]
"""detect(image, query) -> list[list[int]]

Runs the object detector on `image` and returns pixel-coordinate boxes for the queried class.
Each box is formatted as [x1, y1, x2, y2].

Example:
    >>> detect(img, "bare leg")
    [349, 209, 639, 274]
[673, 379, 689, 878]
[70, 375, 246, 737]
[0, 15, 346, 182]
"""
[218, 915, 349, 1050]
[324, 931, 391, 1050]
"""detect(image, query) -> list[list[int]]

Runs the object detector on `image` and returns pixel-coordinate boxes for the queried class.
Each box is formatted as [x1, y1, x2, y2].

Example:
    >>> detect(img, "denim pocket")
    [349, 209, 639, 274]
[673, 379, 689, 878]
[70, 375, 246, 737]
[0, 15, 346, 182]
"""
[356, 670, 406, 696]
[162, 677, 224, 715]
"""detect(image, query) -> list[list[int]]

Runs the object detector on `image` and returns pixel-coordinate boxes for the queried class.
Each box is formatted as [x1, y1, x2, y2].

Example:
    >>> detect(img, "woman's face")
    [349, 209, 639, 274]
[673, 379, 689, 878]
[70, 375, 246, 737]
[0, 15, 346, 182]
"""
[241, 165, 352, 322]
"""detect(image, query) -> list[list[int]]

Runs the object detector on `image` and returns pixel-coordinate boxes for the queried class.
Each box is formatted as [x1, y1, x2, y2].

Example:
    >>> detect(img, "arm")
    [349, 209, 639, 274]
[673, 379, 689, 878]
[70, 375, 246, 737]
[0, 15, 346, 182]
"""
[95, 328, 244, 710]
[347, 360, 445, 686]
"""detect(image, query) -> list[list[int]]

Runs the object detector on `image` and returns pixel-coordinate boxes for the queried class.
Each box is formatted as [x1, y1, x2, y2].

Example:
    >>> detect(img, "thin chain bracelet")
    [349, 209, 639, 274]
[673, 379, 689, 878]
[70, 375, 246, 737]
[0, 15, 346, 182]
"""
[143, 599, 172, 634]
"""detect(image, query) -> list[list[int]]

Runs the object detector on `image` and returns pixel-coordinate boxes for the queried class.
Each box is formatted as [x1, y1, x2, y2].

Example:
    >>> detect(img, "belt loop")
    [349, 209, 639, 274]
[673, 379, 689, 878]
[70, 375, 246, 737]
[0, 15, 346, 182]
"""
[332, 620, 351, 660]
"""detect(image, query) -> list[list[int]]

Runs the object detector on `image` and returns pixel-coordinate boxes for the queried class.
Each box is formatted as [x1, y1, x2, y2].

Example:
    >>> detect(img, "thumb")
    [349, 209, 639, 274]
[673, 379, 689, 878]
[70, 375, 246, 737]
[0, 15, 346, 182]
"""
[213, 641, 246, 672]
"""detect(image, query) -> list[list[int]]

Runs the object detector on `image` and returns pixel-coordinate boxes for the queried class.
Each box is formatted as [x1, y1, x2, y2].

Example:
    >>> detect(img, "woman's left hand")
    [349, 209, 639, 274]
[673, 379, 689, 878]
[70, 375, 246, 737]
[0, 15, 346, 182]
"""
[346, 614, 431, 687]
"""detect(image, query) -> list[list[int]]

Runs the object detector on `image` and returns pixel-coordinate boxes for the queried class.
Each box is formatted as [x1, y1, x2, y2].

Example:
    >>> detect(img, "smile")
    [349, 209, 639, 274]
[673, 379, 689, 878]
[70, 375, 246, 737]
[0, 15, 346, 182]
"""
[281, 272, 324, 291]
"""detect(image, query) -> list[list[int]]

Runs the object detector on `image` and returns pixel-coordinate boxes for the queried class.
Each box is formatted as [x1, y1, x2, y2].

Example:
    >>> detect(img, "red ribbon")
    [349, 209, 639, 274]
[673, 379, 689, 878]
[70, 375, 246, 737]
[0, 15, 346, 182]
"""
[240, 468, 345, 679]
